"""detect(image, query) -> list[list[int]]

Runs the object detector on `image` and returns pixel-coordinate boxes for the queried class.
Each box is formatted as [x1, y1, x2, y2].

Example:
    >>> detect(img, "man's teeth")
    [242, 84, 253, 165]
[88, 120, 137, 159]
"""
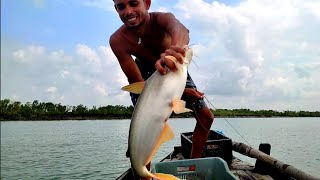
[128, 17, 137, 22]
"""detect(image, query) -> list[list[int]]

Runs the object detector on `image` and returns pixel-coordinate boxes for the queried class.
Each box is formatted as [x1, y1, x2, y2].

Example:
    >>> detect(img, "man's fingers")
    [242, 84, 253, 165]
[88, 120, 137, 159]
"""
[170, 46, 186, 57]
[155, 46, 188, 75]
[196, 90, 205, 99]
[165, 48, 184, 64]
[163, 55, 177, 71]
[185, 88, 205, 100]
[155, 59, 167, 75]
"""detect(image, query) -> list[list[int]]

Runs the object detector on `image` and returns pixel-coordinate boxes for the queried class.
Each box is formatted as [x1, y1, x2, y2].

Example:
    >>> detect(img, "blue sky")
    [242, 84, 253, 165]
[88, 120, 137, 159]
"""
[2, 0, 320, 111]
[2, 0, 116, 51]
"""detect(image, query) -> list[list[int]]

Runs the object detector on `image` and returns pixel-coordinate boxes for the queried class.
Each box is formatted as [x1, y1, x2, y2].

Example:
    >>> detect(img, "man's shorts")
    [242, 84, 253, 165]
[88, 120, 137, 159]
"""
[129, 58, 207, 111]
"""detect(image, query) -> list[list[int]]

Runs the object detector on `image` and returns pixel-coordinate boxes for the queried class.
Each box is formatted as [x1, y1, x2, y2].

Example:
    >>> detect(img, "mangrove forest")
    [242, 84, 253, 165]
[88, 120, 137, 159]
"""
[1, 99, 319, 121]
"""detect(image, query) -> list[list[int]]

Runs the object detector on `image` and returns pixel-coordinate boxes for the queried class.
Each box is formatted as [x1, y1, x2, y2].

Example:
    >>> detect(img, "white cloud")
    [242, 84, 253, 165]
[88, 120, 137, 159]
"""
[2, 42, 128, 107]
[49, 50, 72, 63]
[302, 1, 320, 18]
[47, 86, 57, 93]
[95, 84, 108, 97]
[76, 44, 100, 64]
[98, 45, 117, 64]
[2, 0, 320, 111]
[156, 7, 169, 13]
[61, 70, 70, 79]
[12, 45, 45, 63]
[265, 77, 289, 88]
[173, 0, 320, 111]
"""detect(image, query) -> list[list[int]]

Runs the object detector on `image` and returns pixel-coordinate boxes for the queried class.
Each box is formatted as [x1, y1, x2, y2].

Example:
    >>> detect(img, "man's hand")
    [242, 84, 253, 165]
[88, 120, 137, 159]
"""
[155, 46, 186, 75]
[182, 88, 204, 102]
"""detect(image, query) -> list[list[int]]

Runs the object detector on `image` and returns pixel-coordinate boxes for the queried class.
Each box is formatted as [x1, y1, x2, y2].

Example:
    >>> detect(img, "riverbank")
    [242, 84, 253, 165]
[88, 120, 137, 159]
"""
[1, 99, 319, 121]
[1, 115, 320, 121]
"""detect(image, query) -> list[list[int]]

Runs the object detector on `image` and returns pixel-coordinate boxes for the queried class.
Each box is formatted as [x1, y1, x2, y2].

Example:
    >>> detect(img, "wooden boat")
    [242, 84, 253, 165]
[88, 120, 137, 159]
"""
[116, 130, 319, 180]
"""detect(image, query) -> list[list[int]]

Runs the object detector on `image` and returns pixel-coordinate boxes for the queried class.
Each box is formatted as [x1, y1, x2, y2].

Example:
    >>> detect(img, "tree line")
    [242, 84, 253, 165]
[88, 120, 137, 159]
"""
[1, 99, 319, 121]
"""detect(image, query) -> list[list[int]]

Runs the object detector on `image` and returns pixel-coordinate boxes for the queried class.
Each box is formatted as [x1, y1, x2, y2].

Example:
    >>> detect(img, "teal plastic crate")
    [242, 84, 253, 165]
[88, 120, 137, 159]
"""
[151, 157, 238, 180]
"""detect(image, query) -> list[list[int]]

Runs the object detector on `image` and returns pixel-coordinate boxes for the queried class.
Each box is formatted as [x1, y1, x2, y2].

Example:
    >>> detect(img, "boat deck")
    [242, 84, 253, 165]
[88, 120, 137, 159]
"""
[164, 146, 275, 180]
[230, 157, 273, 180]
[116, 130, 318, 180]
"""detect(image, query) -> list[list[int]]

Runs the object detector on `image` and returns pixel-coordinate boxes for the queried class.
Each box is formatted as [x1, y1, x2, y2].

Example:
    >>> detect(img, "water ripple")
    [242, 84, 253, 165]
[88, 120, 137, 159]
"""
[1, 118, 319, 179]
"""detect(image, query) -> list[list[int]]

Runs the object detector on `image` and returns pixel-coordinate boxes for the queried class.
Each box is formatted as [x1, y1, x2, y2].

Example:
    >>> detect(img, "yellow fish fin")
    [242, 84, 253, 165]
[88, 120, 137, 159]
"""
[121, 81, 145, 94]
[171, 99, 192, 114]
[152, 173, 180, 180]
[145, 123, 174, 165]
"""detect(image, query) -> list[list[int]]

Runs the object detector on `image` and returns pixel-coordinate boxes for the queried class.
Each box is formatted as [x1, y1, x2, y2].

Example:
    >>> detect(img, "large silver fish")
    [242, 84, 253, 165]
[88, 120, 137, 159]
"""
[122, 47, 193, 179]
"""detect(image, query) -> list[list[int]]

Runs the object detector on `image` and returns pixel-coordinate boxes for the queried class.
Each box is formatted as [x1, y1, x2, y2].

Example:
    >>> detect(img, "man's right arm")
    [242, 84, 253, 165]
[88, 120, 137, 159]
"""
[109, 33, 144, 84]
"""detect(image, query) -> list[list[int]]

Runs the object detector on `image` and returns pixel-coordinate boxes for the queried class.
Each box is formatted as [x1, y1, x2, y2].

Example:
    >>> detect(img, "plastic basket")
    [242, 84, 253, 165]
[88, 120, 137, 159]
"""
[151, 157, 238, 180]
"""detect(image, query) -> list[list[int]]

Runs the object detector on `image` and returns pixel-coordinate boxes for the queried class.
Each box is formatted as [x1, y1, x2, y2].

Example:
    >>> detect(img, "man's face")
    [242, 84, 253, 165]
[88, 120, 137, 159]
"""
[114, 0, 150, 29]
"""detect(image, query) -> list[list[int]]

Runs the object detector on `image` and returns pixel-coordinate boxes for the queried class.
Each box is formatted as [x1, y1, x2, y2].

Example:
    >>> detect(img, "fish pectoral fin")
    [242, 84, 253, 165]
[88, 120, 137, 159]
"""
[145, 123, 174, 165]
[160, 123, 175, 143]
[121, 81, 145, 94]
[171, 99, 192, 114]
[153, 173, 180, 180]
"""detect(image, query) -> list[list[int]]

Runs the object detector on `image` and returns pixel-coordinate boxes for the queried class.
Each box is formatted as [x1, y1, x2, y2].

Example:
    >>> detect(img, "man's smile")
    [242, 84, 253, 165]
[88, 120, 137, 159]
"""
[127, 17, 137, 22]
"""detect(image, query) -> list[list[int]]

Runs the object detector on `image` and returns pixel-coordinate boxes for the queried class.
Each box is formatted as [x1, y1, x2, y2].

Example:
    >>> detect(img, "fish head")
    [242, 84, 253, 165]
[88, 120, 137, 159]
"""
[165, 46, 193, 71]
[183, 45, 193, 65]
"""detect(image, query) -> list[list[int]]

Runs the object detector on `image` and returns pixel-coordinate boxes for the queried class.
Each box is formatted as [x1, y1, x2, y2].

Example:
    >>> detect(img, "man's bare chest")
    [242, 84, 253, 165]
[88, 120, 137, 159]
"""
[130, 32, 171, 61]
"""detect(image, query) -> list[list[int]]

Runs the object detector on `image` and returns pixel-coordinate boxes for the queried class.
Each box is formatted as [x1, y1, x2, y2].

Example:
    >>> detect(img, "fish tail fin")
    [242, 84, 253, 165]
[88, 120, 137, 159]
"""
[151, 173, 180, 180]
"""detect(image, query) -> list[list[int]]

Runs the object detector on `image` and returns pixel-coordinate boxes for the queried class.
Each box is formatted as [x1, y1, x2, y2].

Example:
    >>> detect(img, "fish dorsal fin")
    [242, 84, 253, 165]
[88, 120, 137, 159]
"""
[121, 81, 145, 94]
[145, 123, 174, 165]
[171, 99, 192, 114]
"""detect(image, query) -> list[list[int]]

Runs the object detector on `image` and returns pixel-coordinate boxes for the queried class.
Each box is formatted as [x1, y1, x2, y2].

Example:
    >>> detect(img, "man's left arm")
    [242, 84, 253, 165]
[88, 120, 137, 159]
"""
[155, 12, 190, 74]
[163, 13, 190, 47]
[155, 13, 204, 101]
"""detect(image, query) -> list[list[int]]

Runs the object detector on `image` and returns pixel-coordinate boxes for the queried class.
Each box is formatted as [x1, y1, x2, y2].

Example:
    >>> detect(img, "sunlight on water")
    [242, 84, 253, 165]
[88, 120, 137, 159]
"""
[1, 118, 320, 179]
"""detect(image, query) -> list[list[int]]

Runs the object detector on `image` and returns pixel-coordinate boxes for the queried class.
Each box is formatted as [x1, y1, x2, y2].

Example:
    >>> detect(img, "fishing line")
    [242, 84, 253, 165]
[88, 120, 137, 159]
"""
[191, 57, 200, 69]
[203, 96, 252, 146]
[191, 104, 210, 133]
[187, 48, 252, 146]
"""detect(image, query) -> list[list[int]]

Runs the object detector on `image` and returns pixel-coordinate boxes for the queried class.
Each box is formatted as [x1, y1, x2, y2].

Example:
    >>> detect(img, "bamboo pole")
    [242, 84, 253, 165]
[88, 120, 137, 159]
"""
[232, 141, 319, 180]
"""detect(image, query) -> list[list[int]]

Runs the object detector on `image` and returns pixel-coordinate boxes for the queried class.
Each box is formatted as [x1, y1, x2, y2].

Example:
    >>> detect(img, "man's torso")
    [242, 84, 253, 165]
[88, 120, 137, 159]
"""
[116, 12, 172, 65]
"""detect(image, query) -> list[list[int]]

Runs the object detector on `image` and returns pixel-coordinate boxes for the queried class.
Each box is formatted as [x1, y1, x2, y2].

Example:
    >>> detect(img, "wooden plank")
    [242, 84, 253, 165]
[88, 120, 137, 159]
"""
[230, 157, 254, 171]
[232, 170, 255, 180]
[233, 141, 319, 180]
[250, 172, 273, 180]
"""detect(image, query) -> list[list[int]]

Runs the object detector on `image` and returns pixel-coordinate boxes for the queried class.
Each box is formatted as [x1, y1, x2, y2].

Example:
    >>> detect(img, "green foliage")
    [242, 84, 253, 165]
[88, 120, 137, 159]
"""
[0, 99, 319, 121]
[212, 109, 320, 118]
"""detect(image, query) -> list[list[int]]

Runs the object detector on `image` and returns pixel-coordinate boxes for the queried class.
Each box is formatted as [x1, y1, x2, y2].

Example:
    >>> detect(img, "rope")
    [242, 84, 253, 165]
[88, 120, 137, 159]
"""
[203, 96, 252, 146]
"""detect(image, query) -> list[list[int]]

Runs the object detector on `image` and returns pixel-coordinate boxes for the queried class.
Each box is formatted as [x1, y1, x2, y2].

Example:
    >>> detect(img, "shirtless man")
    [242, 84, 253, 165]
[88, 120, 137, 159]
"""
[110, 0, 214, 159]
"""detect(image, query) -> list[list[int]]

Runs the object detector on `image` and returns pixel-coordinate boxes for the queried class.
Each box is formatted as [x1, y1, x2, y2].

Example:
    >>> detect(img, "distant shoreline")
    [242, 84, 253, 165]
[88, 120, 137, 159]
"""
[1, 99, 319, 121]
[1, 116, 319, 121]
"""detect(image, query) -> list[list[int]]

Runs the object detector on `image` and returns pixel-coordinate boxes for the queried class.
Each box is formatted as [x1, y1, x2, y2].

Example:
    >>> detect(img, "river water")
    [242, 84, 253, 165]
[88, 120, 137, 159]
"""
[1, 118, 319, 179]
